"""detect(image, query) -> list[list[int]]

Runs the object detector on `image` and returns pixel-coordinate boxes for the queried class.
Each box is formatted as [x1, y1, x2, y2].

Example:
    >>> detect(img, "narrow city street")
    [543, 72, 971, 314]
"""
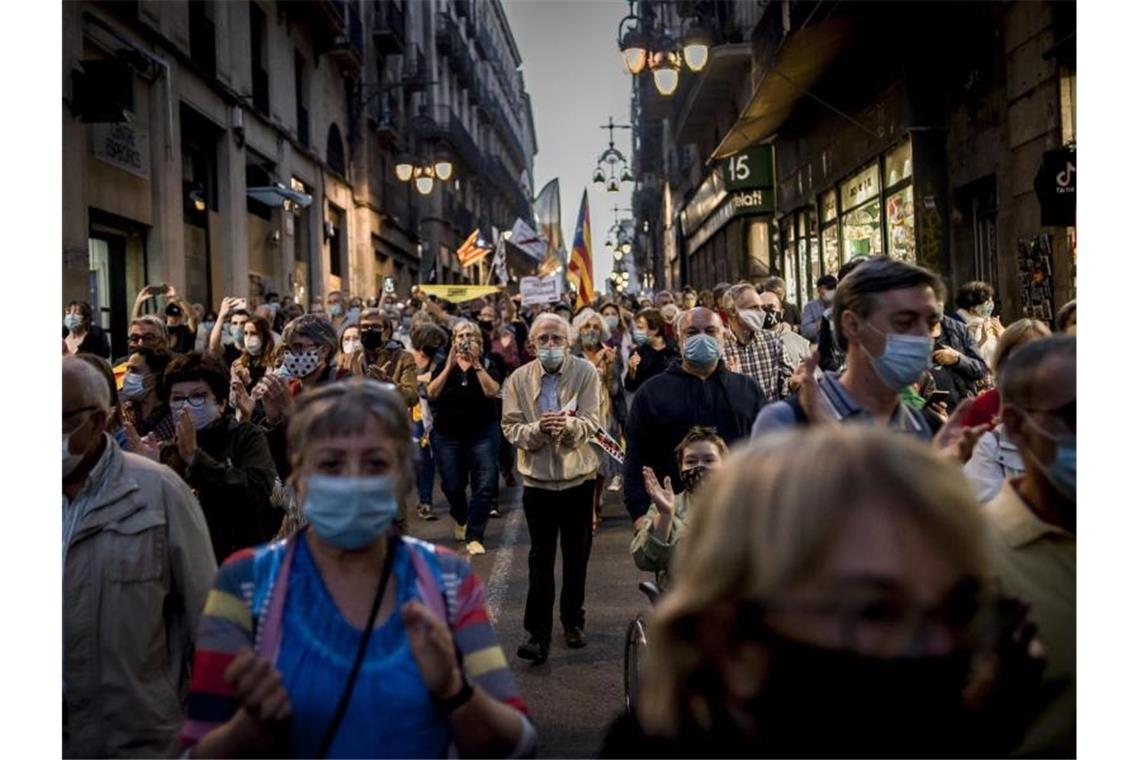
[409, 481, 645, 758]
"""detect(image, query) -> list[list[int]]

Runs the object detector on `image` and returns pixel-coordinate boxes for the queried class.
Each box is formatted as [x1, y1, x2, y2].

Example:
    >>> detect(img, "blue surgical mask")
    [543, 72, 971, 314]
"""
[683, 333, 721, 366]
[302, 474, 399, 550]
[632, 329, 649, 346]
[859, 322, 933, 391]
[230, 323, 245, 347]
[604, 315, 620, 331]
[171, 400, 221, 431]
[329, 303, 344, 318]
[119, 372, 148, 401]
[539, 346, 565, 371]
[1019, 413, 1076, 501]
[64, 314, 83, 332]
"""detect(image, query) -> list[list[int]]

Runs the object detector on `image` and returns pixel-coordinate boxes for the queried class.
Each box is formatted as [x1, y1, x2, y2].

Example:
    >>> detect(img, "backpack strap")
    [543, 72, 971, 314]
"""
[253, 535, 297, 665]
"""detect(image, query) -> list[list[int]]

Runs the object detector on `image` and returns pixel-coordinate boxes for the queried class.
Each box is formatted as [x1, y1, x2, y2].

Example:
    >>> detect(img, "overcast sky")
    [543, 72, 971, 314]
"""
[503, 0, 634, 287]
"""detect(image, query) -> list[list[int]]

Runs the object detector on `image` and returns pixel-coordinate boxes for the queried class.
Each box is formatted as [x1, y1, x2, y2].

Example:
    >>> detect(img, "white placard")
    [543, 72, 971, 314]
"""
[520, 275, 562, 305]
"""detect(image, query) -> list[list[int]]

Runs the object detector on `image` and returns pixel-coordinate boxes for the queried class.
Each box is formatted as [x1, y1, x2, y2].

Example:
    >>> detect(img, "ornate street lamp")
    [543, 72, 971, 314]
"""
[682, 22, 711, 72]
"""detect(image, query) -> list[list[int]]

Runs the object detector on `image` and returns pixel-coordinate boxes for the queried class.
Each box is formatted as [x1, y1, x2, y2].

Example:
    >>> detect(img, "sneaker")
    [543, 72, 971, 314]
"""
[607, 475, 623, 492]
[489, 507, 503, 519]
[517, 637, 549, 663]
[454, 524, 467, 542]
[466, 540, 486, 556]
[418, 503, 437, 521]
[564, 626, 586, 649]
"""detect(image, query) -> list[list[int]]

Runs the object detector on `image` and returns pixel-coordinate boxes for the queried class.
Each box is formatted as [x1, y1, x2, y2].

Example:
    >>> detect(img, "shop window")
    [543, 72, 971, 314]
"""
[884, 138, 913, 189]
[795, 209, 818, 307]
[779, 218, 796, 306]
[821, 224, 839, 277]
[840, 162, 882, 260]
[886, 185, 916, 263]
[820, 189, 837, 224]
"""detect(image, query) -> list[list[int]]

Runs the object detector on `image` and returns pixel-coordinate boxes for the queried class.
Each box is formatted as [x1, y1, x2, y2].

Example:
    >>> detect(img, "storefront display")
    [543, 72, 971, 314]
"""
[822, 224, 839, 276]
[886, 185, 916, 263]
[884, 139, 913, 187]
[796, 210, 818, 306]
[840, 162, 883, 260]
[780, 218, 797, 304]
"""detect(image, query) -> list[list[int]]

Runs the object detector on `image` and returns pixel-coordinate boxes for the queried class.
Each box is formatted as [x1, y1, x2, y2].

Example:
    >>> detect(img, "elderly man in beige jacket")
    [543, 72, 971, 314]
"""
[502, 313, 601, 663]
[63, 357, 216, 757]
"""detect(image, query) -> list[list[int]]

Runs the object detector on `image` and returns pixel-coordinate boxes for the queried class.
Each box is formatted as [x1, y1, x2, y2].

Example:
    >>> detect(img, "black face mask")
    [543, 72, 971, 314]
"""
[478, 319, 495, 333]
[719, 623, 974, 758]
[762, 307, 782, 330]
[679, 465, 711, 493]
[360, 329, 386, 351]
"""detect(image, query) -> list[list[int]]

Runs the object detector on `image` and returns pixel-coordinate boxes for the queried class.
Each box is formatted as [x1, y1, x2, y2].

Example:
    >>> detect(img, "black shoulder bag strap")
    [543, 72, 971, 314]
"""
[316, 535, 399, 758]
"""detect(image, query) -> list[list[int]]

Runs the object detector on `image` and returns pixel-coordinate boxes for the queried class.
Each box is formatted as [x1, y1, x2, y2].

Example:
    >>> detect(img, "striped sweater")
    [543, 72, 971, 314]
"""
[180, 530, 529, 753]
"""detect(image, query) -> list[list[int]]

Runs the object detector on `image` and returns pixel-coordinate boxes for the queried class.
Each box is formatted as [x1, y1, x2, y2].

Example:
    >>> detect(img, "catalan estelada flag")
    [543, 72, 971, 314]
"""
[568, 189, 593, 305]
[456, 228, 491, 267]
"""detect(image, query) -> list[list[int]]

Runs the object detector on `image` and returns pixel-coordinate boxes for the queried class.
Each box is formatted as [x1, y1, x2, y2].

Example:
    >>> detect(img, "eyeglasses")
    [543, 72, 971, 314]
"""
[1021, 399, 1077, 433]
[128, 333, 161, 345]
[534, 334, 567, 347]
[169, 392, 211, 408]
[736, 580, 986, 658]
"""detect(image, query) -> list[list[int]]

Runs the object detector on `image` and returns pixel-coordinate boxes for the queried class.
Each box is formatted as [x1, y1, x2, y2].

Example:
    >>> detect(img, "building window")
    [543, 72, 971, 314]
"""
[295, 51, 309, 147]
[188, 0, 216, 77]
[249, 2, 269, 114]
[326, 124, 346, 175]
[884, 138, 916, 264]
[840, 162, 882, 261]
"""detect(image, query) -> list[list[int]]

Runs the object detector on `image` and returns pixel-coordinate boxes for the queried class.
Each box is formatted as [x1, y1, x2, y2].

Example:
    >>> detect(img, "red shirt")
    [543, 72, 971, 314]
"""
[962, 387, 1001, 428]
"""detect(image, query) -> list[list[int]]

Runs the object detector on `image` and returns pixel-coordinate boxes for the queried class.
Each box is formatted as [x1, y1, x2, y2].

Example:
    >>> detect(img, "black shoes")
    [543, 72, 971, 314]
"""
[564, 626, 586, 649]
[517, 637, 550, 663]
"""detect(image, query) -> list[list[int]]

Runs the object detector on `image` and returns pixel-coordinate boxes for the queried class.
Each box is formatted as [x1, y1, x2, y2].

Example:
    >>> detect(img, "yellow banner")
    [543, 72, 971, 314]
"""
[418, 284, 502, 303]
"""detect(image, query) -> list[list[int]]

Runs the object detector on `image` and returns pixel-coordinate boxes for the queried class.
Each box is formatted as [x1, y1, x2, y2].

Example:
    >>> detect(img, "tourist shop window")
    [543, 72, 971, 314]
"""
[795, 208, 818, 308]
[840, 162, 882, 261]
[779, 217, 797, 308]
[884, 139, 916, 264]
[819, 189, 839, 278]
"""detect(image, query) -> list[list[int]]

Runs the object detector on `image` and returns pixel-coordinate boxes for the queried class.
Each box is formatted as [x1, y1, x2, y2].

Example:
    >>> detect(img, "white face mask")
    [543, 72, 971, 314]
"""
[342, 340, 363, 355]
[63, 433, 83, 478]
[244, 335, 263, 355]
[976, 301, 995, 319]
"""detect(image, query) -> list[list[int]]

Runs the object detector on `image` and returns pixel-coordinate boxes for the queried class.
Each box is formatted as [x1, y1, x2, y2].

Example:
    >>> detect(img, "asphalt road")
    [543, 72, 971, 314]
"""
[407, 477, 648, 758]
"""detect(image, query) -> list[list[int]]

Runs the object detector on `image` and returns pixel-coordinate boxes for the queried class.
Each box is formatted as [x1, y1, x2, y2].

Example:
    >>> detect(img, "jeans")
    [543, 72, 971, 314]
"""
[413, 418, 435, 506]
[522, 481, 595, 643]
[431, 421, 500, 542]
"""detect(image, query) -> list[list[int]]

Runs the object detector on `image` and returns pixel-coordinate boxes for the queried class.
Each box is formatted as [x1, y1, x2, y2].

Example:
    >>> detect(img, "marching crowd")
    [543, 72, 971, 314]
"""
[62, 255, 1076, 757]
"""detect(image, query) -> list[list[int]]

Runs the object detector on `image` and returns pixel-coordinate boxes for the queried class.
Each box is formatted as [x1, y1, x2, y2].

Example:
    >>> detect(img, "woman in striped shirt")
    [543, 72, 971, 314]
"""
[181, 380, 534, 758]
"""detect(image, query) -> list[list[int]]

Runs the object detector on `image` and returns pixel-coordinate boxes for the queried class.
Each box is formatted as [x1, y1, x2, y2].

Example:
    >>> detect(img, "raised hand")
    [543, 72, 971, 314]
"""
[642, 467, 675, 515]
[123, 421, 159, 461]
[222, 648, 292, 752]
[176, 407, 197, 466]
[401, 601, 463, 700]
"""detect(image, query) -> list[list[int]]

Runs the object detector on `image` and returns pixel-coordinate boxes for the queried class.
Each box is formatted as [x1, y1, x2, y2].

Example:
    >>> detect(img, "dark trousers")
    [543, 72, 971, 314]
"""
[522, 481, 595, 642]
[499, 431, 515, 479]
[413, 418, 435, 505]
[432, 421, 500, 542]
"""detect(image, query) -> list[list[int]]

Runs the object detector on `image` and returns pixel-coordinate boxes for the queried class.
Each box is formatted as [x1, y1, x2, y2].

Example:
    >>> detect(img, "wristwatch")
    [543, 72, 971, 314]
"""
[435, 673, 474, 715]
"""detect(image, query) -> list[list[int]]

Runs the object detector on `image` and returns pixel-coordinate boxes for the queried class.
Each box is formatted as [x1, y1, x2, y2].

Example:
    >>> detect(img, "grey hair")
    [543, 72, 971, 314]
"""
[130, 314, 169, 341]
[63, 356, 112, 411]
[998, 334, 1076, 409]
[452, 318, 479, 336]
[724, 283, 759, 316]
[287, 379, 416, 500]
[528, 312, 571, 341]
[571, 307, 610, 343]
[281, 313, 339, 354]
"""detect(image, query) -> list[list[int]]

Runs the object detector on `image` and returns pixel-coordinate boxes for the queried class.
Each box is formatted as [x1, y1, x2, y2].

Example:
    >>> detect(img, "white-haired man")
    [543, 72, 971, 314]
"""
[63, 356, 216, 756]
[723, 283, 792, 400]
[502, 313, 601, 663]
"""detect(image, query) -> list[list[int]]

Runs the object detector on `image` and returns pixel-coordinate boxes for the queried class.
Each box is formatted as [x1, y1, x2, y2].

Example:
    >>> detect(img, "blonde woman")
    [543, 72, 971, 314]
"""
[333, 324, 364, 377]
[572, 308, 621, 532]
[603, 426, 1042, 758]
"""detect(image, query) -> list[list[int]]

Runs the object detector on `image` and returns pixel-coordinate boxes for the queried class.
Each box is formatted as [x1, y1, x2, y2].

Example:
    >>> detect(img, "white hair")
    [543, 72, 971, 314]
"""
[570, 307, 610, 343]
[724, 283, 759, 316]
[528, 312, 571, 341]
[63, 356, 112, 412]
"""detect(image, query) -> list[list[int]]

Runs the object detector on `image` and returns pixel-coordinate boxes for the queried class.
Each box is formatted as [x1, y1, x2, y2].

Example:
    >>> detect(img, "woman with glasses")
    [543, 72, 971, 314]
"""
[604, 426, 1043, 758]
[149, 351, 278, 563]
[180, 380, 535, 758]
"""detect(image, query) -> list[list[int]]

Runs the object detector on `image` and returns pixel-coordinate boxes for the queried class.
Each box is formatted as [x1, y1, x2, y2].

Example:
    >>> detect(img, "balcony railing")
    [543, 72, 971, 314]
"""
[412, 105, 484, 176]
[327, 0, 364, 69]
[372, 0, 406, 55]
[401, 43, 429, 91]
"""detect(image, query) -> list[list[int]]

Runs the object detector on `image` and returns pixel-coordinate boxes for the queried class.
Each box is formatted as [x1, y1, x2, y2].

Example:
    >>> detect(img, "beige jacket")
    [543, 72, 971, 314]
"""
[63, 444, 217, 758]
[502, 355, 600, 490]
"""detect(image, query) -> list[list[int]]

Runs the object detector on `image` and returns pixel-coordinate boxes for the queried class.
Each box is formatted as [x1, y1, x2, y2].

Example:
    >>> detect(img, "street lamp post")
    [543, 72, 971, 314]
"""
[616, 0, 713, 96]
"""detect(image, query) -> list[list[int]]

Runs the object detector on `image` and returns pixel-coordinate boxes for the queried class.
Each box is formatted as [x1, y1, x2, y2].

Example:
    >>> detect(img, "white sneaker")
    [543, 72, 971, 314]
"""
[607, 475, 623, 492]
[466, 540, 486, 556]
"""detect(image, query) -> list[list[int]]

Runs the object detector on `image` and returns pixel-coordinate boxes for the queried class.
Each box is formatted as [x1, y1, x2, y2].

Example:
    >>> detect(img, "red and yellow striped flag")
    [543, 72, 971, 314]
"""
[456, 229, 491, 267]
[567, 190, 593, 305]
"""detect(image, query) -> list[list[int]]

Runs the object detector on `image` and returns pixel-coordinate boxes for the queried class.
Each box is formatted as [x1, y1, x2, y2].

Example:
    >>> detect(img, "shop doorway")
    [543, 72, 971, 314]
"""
[89, 210, 148, 361]
[953, 175, 999, 297]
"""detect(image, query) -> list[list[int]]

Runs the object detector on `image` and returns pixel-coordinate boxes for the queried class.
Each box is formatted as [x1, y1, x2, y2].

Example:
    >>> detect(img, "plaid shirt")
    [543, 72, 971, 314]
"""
[724, 327, 790, 400]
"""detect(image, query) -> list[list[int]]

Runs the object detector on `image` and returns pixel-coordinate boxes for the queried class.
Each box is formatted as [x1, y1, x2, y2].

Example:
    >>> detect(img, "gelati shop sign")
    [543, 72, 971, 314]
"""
[93, 122, 150, 179]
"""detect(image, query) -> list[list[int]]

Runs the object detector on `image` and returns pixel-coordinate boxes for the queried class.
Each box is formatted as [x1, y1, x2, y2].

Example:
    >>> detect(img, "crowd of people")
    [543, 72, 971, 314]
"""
[62, 258, 1076, 757]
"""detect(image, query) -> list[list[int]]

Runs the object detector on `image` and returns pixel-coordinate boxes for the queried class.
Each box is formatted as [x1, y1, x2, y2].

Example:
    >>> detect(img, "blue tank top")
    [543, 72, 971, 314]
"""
[276, 537, 452, 758]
